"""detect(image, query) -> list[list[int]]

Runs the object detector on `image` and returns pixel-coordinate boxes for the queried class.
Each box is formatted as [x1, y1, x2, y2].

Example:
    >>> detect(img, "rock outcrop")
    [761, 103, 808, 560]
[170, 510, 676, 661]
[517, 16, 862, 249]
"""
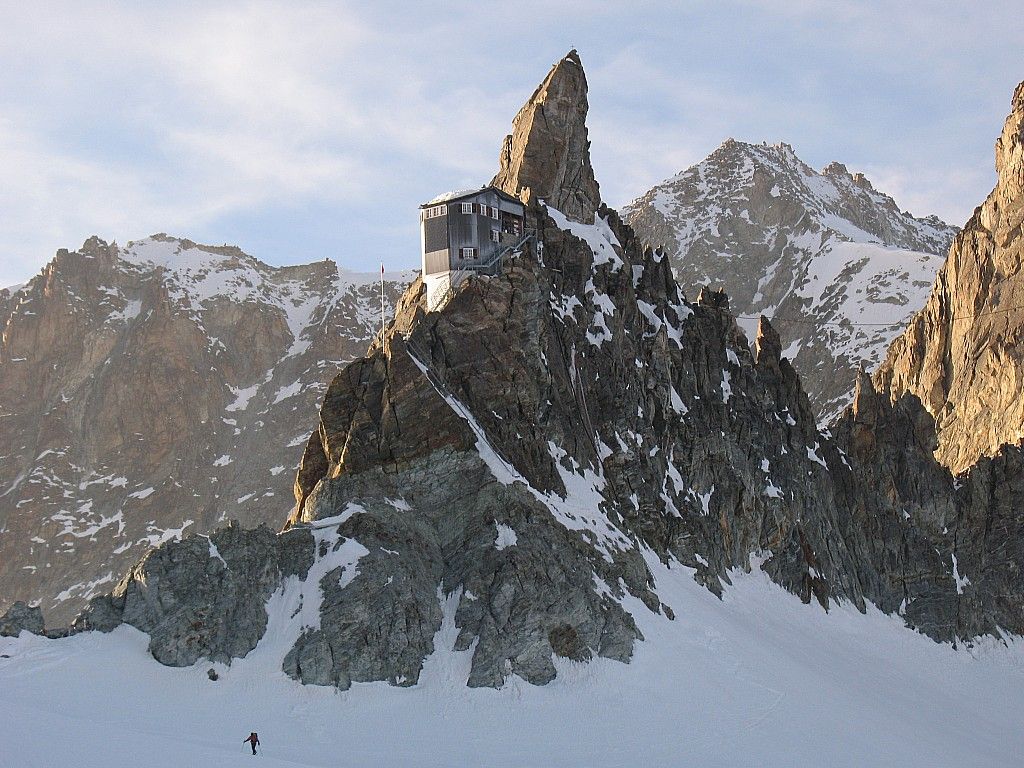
[75, 522, 314, 665]
[0, 236, 411, 621]
[491, 50, 601, 223]
[624, 139, 956, 422]
[0, 601, 44, 637]
[15, 54, 1024, 692]
[876, 81, 1024, 473]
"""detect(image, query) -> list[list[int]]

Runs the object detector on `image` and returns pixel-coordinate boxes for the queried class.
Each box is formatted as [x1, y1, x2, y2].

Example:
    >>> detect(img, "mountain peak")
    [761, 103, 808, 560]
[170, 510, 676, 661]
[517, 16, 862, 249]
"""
[491, 50, 600, 223]
[995, 79, 1024, 211]
[822, 161, 850, 177]
[0, 233, 413, 622]
[624, 137, 956, 421]
[877, 77, 1024, 472]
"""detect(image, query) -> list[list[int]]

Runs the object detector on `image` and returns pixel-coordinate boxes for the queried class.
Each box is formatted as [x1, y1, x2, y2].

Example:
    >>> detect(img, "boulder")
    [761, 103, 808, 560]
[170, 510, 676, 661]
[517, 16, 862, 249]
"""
[0, 601, 44, 637]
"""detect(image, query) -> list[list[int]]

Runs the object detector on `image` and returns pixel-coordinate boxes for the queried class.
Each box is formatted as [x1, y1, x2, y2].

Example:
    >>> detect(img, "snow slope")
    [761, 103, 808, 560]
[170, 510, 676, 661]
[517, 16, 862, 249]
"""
[2, 559, 1021, 768]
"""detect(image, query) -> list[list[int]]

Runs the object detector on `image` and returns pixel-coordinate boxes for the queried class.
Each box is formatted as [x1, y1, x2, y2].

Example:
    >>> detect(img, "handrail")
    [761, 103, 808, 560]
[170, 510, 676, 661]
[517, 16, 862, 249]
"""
[462, 230, 533, 272]
[427, 231, 534, 313]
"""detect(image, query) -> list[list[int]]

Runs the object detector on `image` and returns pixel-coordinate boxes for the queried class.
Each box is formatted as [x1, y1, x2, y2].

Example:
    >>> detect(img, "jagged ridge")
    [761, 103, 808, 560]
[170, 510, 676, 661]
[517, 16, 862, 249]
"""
[624, 139, 956, 422]
[0, 235, 411, 621]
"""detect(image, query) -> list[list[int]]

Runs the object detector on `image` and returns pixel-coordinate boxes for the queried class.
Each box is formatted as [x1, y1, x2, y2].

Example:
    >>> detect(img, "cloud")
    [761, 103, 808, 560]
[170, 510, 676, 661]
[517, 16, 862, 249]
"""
[0, 1, 1019, 284]
[0, 1, 518, 282]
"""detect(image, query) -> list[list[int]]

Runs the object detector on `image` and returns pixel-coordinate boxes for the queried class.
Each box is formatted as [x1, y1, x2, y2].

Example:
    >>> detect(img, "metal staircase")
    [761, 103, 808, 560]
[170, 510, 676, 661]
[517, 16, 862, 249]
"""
[427, 231, 534, 313]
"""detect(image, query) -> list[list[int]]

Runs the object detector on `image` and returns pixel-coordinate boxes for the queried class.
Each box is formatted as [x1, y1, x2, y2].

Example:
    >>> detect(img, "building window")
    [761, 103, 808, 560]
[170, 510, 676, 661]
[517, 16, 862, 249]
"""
[460, 247, 476, 259]
[461, 202, 473, 214]
[490, 206, 499, 219]
[490, 230, 500, 243]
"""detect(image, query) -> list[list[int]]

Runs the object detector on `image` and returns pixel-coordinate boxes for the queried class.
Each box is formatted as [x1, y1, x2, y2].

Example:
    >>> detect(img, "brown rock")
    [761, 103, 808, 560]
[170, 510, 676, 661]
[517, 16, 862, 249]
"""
[491, 50, 601, 223]
[876, 79, 1024, 473]
[0, 236, 410, 622]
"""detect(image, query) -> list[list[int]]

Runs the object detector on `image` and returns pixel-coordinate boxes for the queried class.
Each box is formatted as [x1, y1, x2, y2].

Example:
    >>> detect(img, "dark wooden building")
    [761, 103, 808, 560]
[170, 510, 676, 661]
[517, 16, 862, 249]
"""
[420, 187, 526, 281]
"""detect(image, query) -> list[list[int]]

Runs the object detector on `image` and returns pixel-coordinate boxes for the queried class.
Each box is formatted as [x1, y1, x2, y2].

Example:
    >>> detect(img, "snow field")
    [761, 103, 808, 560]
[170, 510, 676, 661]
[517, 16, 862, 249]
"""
[2, 557, 1022, 768]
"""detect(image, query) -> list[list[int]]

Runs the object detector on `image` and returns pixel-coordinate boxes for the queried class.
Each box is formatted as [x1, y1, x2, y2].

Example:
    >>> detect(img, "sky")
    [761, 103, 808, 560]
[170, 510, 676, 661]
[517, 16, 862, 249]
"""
[0, 1, 1020, 286]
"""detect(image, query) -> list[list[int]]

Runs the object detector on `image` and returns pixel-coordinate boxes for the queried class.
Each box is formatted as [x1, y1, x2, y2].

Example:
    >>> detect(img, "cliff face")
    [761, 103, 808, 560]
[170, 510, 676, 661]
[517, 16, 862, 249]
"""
[625, 140, 956, 422]
[876, 83, 1024, 472]
[281, 204, 869, 687]
[0, 236, 410, 621]
[62, 56, 1024, 690]
[491, 50, 601, 223]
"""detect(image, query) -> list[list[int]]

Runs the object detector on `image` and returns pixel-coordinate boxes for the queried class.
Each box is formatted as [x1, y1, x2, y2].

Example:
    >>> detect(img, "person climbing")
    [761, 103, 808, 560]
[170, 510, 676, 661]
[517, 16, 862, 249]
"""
[244, 732, 260, 755]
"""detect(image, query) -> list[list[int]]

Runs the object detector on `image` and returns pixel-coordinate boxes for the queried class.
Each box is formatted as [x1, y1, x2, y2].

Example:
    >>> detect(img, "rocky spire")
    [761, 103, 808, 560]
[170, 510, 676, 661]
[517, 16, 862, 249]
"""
[491, 50, 601, 223]
[849, 367, 880, 455]
[875, 79, 1024, 472]
[754, 315, 782, 369]
[993, 80, 1024, 216]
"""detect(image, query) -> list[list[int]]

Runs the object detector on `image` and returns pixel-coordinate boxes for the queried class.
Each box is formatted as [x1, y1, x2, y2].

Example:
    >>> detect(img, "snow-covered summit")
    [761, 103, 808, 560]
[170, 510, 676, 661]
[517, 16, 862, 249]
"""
[651, 139, 953, 254]
[121, 234, 407, 299]
[624, 139, 957, 421]
[113, 235, 413, 354]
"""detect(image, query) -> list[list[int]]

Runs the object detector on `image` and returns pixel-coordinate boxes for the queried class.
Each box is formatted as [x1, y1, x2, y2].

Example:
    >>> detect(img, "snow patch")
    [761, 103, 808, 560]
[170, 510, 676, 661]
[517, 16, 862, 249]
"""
[494, 523, 518, 550]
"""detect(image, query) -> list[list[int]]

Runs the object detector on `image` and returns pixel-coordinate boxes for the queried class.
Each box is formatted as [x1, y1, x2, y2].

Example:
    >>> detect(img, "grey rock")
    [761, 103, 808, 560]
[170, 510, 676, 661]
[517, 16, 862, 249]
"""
[0, 601, 44, 637]
[76, 522, 314, 666]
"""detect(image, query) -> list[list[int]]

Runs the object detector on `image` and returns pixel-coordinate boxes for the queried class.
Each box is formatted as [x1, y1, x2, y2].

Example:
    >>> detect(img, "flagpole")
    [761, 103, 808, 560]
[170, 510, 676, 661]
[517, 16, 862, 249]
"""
[380, 263, 385, 339]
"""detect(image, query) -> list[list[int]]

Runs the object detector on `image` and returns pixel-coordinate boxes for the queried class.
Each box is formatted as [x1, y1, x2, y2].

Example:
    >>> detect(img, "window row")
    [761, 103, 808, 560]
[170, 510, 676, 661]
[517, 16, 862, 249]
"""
[460, 202, 500, 219]
[423, 204, 447, 219]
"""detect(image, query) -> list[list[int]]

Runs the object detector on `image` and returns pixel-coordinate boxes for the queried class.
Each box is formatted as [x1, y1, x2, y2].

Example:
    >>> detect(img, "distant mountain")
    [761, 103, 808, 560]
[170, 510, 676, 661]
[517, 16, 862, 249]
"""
[624, 140, 957, 422]
[0, 235, 411, 620]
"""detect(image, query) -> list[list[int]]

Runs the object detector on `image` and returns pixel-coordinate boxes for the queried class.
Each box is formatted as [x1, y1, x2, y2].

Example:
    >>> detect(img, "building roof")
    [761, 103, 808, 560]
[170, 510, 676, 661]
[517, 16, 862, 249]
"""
[420, 185, 524, 209]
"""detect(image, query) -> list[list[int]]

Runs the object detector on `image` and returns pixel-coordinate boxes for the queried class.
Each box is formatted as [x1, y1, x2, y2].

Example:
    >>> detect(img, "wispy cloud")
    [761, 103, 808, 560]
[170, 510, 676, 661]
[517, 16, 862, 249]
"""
[0, 1, 1019, 285]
